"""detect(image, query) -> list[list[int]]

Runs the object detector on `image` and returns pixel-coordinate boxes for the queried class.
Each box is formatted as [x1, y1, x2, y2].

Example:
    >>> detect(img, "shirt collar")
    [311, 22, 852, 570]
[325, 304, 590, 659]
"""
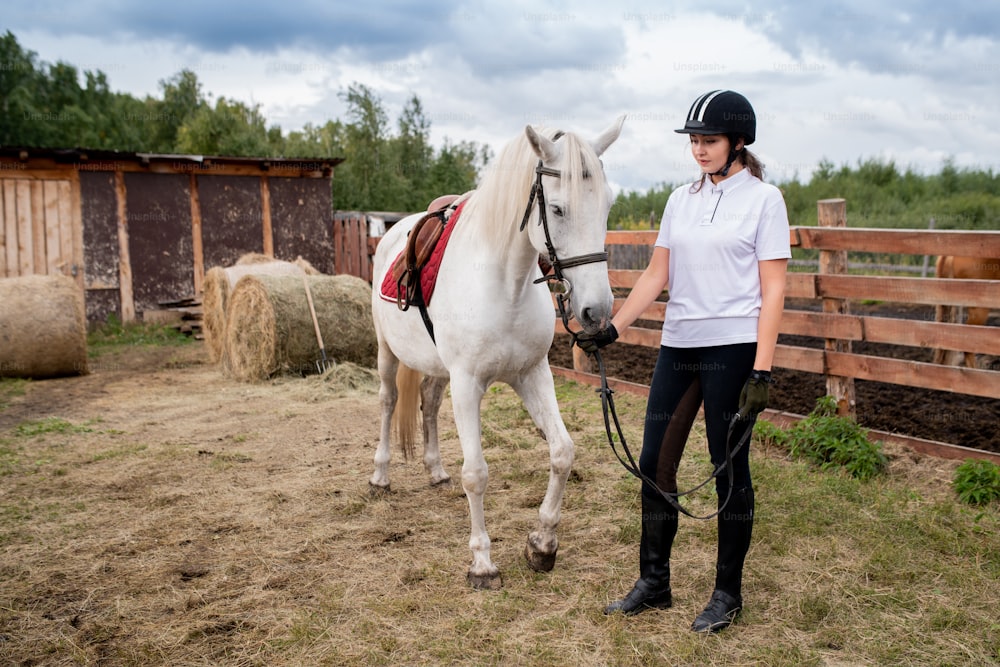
[707, 167, 752, 195]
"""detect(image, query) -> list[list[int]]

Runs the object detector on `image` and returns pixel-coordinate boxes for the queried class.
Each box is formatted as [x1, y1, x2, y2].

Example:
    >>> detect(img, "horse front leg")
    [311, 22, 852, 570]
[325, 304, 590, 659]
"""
[369, 344, 398, 494]
[421, 375, 451, 486]
[449, 372, 500, 589]
[511, 362, 574, 573]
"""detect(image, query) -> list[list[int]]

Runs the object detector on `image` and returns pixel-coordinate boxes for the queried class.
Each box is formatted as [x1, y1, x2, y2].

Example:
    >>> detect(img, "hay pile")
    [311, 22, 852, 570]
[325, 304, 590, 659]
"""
[234, 252, 321, 275]
[0, 274, 88, 378]
[224, 274, 377, 382]
[202, 256, 321, 364]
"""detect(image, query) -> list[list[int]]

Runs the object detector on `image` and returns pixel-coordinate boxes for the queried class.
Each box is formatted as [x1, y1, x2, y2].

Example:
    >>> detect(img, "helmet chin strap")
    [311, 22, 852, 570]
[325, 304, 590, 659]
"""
[709, 137, 744, 178]
[709, 139, 744, 178]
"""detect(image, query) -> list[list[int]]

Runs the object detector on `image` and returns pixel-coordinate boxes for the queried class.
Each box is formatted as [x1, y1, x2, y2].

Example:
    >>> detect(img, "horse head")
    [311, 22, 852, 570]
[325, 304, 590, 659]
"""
[523, 116, 625, 333]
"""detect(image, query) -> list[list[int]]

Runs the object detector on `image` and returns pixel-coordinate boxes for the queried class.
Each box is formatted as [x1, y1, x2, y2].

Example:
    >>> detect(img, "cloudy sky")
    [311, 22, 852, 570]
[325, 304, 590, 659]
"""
[5, 0, 1000, 195]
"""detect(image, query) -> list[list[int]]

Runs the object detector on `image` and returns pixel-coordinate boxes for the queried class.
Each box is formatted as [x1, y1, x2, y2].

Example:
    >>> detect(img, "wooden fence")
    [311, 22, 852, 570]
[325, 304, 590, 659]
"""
[597, 203, 1000, 394]
[566, 199, 1000, 461]
[344, 199, 1000, 461]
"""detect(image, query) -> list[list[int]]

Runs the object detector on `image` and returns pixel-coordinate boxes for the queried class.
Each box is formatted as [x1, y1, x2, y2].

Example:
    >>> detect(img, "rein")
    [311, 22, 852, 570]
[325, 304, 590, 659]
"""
[583, 346, 755, 521]
[523, 134, 754, 521]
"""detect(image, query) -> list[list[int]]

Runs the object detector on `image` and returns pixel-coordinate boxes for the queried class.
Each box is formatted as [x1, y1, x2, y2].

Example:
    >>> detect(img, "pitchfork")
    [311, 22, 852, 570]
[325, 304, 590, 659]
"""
[302, 275, 335, 374]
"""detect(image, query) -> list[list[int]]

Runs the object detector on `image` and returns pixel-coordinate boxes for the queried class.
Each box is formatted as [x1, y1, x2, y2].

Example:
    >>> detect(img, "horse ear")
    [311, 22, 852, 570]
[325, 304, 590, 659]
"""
[526, 125, 559, 162]
[591, 115, 626, 157]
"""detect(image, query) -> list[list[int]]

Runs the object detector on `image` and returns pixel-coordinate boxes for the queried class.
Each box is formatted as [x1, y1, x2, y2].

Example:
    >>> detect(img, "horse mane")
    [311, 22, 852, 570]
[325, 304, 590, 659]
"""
[459, 127, 607, 255]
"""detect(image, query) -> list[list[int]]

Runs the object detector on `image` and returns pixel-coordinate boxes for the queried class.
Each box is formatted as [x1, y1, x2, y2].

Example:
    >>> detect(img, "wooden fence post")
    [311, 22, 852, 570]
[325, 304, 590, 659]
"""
[115, 171, 135, 323]
[189, 173, 204, 298]
[817, 198, 856, 417]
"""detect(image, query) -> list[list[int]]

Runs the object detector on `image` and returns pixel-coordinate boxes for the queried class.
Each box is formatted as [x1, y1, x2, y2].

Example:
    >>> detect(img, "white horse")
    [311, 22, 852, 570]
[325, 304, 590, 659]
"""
[369, 117, 625, 589]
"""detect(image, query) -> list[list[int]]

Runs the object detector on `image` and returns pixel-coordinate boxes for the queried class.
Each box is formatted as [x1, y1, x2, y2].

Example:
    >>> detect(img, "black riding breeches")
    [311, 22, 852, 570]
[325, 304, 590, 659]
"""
[638, 343, 757, 500]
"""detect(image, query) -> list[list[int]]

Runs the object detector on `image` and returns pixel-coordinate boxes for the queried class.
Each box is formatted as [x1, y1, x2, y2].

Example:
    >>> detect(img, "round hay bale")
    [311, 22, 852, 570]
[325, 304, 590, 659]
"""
[202, 260, 310, 365]
[235, 252, 274, 265]
[0, 274, 88, 379]
[294, 255, 323, 275]
[201, 267, 231, 364]
[224, 274, 376, 382]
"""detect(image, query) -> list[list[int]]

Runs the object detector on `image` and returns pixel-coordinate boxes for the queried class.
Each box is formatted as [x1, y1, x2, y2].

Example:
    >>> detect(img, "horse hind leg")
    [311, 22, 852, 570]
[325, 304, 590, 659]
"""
[964, 307, 989, 368]
[932, 304, 949, 364]
[510, 364, 574, 574]
[370, 345, 401, 495]
[420, 375, 451, 486]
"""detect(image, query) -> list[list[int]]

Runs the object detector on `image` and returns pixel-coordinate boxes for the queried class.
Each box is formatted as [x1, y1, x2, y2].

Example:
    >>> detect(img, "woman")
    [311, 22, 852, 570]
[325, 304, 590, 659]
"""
[578, 90, 790, 633]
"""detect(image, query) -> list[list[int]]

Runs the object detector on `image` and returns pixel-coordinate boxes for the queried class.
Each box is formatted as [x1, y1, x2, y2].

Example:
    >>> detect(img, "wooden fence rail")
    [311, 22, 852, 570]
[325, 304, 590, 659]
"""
[350, 199, 1000, 461]
[598, 215, 1000, 406]
[570, 202, 1000, 460]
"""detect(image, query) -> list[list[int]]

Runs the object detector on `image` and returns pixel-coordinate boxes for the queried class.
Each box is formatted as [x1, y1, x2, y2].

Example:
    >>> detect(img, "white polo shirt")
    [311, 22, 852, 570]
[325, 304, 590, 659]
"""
[655, 168, 791, 348]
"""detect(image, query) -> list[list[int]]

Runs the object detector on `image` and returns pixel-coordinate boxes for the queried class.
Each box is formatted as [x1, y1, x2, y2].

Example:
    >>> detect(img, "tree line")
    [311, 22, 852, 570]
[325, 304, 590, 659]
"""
[2, 31, 997, 230]
[610, 154, 1000, 232]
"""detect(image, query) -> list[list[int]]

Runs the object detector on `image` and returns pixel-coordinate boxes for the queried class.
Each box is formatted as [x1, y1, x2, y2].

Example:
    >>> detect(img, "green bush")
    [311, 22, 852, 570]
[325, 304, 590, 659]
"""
[953, 459, 1000, 506]
[752, 418, 788, 450]
[755, 396, 887, 480]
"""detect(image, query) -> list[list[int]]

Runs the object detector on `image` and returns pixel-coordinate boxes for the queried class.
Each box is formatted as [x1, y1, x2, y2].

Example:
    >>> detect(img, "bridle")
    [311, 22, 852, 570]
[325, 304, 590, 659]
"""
[519, 131, 609, 333]
[519, 133, 755, 522]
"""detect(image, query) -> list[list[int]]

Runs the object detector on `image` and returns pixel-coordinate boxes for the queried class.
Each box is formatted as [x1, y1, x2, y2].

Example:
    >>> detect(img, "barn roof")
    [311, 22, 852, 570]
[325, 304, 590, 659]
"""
[0, 146, 344, 177]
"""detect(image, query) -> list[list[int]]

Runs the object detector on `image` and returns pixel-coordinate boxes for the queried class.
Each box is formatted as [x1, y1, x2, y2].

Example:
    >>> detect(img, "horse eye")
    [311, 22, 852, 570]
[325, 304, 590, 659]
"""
[551, 204, 564, 217]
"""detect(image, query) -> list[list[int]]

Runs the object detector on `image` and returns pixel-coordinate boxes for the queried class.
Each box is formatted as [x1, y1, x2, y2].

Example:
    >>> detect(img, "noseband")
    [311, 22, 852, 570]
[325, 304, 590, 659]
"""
[518, 131, 608, 330]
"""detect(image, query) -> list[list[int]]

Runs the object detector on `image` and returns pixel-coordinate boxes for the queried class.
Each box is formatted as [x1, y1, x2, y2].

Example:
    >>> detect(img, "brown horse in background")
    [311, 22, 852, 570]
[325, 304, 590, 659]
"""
[933, 256, 1000, 367]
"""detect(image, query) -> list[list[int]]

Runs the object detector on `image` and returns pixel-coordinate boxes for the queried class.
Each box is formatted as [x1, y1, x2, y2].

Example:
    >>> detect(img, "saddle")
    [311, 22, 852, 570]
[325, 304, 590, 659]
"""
[390, 194, 461, 311]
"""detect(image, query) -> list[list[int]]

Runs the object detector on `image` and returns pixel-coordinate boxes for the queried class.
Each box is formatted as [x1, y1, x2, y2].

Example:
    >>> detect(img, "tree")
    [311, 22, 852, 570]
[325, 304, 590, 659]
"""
[428, 139, 488, 199]
[0, 31, 41, 145]
[279, 120, 346, 158]
[332, 83, 397, 210]
[608, 183, 672, 229]
[390, 94, 433, 210]
[151, 69, 205, 152]
[176, 97, 271, 156]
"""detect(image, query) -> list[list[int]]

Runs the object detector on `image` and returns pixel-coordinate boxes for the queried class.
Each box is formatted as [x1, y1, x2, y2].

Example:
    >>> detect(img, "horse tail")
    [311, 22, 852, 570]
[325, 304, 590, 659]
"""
[934, 255, 953, 280]
[392, 363, 421, 461]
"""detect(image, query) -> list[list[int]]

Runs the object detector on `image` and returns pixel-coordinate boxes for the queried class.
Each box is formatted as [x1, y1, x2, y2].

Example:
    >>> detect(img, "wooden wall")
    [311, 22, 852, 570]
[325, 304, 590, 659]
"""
[0, 172, 83, 286]
[0, 153, 340, 324]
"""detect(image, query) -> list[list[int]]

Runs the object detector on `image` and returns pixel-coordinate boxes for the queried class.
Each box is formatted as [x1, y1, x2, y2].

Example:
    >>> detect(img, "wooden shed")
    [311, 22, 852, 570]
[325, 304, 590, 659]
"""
[0, 148, 344, 324]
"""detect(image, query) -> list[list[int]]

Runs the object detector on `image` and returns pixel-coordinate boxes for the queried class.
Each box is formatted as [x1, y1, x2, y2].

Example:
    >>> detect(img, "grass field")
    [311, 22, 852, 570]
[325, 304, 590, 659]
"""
[0, 336, 997, 666]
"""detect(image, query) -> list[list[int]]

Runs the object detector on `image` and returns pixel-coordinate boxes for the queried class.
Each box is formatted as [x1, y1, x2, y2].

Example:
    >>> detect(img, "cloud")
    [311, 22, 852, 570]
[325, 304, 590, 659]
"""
[7, 0, 457, 59]
[445, 4, 627, 80]
[4, 0, 1000, 194]
[718, 0, 1000, 84]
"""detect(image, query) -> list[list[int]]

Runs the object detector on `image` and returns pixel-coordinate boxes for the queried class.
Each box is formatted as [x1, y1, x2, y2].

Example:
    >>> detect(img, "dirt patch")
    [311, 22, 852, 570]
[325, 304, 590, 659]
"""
[549, 300, 1000, 454]
[0, 344, 394, 664]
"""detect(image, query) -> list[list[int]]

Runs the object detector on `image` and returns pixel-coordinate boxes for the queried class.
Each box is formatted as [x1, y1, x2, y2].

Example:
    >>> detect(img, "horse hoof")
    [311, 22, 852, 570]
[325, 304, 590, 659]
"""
[524, 535, 558, 572]
[467, 571, 503, 590]
[524, 544, 557, 572]
[368, 482, 390, 498]
[430, 475, 452, 488]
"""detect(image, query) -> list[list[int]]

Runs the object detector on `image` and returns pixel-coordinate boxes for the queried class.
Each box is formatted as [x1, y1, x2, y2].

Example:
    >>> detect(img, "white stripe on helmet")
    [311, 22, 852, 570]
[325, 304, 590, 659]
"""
[692, 90, 725, 122]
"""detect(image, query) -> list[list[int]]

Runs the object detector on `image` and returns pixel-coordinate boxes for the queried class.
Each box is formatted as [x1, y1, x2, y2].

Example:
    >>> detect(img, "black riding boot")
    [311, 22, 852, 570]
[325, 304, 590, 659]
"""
[604, 493, 677, 615]
[692, 486, 755, 632]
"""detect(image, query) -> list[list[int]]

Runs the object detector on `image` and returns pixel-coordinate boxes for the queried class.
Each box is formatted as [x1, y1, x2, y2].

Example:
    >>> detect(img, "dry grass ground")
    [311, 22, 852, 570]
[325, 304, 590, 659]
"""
[0, 337, 997, 666]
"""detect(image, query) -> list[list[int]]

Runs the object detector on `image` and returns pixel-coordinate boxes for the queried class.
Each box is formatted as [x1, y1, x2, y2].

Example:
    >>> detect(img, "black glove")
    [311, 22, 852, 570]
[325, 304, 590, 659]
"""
[575, 324, 618, 354]
[738, 369, 772, 418]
